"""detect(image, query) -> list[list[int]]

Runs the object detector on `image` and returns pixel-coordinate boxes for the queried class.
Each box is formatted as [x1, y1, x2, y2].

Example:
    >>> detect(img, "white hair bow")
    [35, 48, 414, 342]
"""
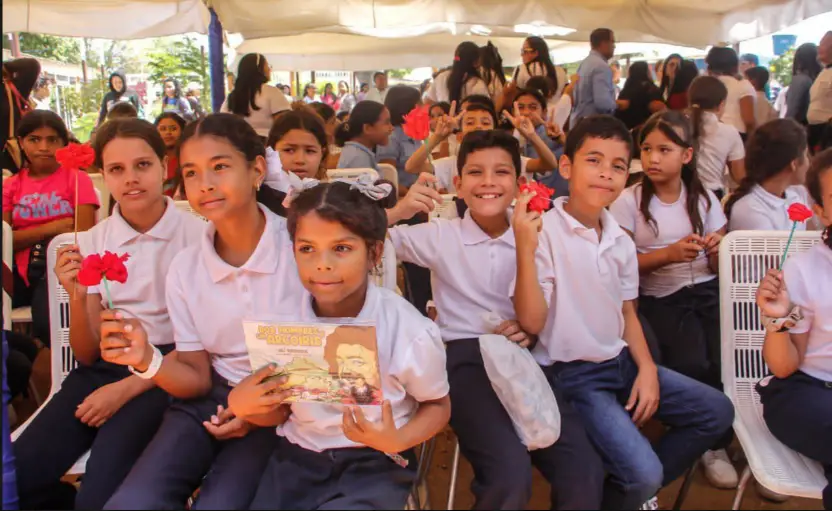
[332, 172, 393, 201]
[282, 171, 322, 208]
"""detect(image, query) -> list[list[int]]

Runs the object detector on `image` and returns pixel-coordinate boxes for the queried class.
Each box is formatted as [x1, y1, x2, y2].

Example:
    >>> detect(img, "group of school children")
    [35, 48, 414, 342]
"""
[3, 65, 832, 511]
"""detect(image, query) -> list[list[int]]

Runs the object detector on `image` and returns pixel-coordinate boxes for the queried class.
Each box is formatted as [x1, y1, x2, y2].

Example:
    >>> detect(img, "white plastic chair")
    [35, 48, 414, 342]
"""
[174, 200, 207, 221]
[11, 233, 89, 475]
[89, 173, 111, 221]
[3, 221, 12, 331]
[327, 168, 379, 183]
[377, 163, 399, 194]
[719, 230, 826, 509]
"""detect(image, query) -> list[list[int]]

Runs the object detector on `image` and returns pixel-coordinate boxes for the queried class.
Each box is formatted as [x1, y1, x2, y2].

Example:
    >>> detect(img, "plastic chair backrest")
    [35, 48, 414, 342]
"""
[2, 222, 12, 331]
[719, 230, 825, 499]
[46, 233, 77, 396]
[88, 173, 111, 221]
[377, 163, 399, 194]
[429, 194, 459, 221]
[174, 200, 207, 221]
[327, 168, 379, 183]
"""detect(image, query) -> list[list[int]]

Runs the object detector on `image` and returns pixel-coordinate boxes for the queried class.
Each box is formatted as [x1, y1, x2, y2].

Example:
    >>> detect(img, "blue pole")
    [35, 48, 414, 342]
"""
[208, 8, 225, 113]
[2, 331, 19, 510]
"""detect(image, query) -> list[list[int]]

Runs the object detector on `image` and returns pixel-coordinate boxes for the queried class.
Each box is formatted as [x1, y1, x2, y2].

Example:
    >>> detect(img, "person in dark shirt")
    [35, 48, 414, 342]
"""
[1, 58, 40, 174]
[615, 61, 666, 131]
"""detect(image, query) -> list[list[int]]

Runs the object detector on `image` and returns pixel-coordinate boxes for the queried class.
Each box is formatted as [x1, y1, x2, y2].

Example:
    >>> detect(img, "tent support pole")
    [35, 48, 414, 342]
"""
[209, 7, 225, 112]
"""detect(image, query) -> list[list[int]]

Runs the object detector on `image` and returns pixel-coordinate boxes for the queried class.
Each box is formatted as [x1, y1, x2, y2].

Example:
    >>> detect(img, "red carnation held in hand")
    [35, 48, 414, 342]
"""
[402, 106, 431, 141]
[55, 143, 95, 170]
[787, 203, 813, 223]
[77, 251, 130, 287]
[520, 182, 555, 213]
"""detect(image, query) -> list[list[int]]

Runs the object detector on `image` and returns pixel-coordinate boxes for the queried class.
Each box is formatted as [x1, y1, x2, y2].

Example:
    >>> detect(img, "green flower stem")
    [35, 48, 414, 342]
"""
[102, 277, 114, 310]
[779, 222, 798, 271]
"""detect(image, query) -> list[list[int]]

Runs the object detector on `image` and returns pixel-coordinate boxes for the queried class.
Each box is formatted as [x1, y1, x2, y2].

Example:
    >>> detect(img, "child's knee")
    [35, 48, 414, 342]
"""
[623, 455, 664, 501]
[703, 391, 735, 435]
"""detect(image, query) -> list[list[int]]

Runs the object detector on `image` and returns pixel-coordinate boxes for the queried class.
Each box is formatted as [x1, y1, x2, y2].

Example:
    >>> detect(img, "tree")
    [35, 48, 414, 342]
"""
[11, 33, 82, 63]
[146, 36, 207, 90]
[770, 49, 795, 87]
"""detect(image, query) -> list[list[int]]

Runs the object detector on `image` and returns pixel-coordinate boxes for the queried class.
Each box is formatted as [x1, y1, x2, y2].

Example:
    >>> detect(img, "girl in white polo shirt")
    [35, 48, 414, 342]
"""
[229, 178, 450, 510]
[756, 149, 832, 510]
[726, 119, 815, 231]
[609, 111, 735, 489]
[99, 114, 306, 510]
[13, 118, 205, 510]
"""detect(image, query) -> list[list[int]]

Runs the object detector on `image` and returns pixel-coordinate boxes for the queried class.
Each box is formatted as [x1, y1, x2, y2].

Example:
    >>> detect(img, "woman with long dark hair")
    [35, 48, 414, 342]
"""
[785, 43, 822, 125]
[160, 78, 193, 122]
[706, 46, 756, 138]
[658, 54, 683, 100]
[615, 61, 666, 130]
[221, 53, 290, 138]
[336, 81, 356, 113]
[480, 42, 507, 108]
[507, 36, 567, 111]
[321, 83, 337, 108]
[665, 60, 700, 111]
[425, 42, 490, 105]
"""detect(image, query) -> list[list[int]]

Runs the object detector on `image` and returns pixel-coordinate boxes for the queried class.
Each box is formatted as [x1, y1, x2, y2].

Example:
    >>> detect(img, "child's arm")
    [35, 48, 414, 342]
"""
[227, 365, 293, 427]
[621, 300, 660, 427]
[404, 107, 458, 175]
[74, 375, 157, 428]
[344, 395, 450, 453]
[54, 244, 106, 365]
[727, 158, 746, 184]
[503, 109, 558, 174]
[385, 173, 442, 226]
[635, 234, 702, 275]
[757, 269, 811, 378]
[703, 228, 726, 274]
[512, 193, 549, 335]
[7, 216, 74, 251]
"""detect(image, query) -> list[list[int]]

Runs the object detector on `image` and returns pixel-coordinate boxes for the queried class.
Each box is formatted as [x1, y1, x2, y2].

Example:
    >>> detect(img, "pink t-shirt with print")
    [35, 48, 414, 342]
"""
[2, 166, 99, 286]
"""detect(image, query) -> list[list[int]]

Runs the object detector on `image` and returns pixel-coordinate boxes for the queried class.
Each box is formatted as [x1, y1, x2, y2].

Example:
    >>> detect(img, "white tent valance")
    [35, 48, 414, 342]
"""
[1, 0, 209, 39]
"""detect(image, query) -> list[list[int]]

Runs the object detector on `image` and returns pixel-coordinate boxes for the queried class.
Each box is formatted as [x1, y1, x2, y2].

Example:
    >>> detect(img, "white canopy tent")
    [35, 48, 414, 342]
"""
[232, 34, 705, 71]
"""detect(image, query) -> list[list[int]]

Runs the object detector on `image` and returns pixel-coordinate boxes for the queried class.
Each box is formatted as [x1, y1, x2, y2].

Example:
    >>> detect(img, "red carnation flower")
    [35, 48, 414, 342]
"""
[77, 251, 130, 287]
[55, 143, 95, 170]
[402, 106, 431, 141]
[520, 182, 555, 213]
[787, 203, 813, 223]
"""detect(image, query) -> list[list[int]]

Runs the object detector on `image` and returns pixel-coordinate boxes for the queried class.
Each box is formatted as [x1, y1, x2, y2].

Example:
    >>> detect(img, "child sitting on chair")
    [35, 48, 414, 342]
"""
[756, 148, 832, 511]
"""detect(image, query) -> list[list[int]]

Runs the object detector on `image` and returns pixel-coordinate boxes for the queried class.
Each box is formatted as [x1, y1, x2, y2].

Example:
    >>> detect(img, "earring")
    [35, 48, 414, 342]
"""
[256, 181, 262, 191]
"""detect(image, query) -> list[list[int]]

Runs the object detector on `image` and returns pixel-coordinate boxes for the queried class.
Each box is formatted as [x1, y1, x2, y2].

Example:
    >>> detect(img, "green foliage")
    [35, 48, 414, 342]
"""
[146, 37, 207, 90]
[16, 33, 82, 63]
[61, 80, 105, 134]
[70, 113, 99, 143]
[388, 69, 411, 79]
[770, 49, 795, 87]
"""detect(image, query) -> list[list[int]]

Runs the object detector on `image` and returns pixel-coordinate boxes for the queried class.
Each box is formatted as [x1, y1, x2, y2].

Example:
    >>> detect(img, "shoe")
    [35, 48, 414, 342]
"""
[701, 449, 739, 489]
[756, 481, 790, 503]
[640, 496, 659, 510]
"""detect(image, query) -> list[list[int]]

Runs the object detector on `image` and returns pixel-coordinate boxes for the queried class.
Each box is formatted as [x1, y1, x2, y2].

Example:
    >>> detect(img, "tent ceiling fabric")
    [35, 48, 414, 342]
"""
[233, 34, 703, 70]
[214, 0, 831, 48]
[1, 0, 209, 38]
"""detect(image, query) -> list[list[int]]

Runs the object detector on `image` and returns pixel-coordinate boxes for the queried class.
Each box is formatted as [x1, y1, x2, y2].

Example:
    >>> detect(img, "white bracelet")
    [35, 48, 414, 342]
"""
[129, 345, 164, 379]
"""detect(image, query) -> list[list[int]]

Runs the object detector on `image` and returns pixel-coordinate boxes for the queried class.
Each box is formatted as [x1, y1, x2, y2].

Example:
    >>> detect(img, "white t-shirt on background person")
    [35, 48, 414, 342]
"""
[221, 84, 291, 137]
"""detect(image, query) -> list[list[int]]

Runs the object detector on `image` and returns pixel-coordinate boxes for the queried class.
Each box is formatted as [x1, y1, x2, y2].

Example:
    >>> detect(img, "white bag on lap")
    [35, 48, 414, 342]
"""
[479, 312, 561, 450]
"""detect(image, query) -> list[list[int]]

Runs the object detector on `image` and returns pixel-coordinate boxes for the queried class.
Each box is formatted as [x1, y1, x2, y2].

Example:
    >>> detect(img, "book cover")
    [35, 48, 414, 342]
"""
[242, 321, 383, 405]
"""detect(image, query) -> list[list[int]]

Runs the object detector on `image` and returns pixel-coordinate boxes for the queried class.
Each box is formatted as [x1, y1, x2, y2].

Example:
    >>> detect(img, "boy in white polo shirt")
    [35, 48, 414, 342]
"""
[389, 130, 604, 509]
[756, 149, 832, 510]
[513, 115, 735, 510]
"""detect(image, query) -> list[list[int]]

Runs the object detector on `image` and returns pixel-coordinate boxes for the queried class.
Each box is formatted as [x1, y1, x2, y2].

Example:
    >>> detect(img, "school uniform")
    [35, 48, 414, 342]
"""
[432, 155, 531, 193]
[13, 198, 204, 510]
[337, 141, 379, 171]
[105, 205, 306, 510]
[758, 244, 832, 510]
[249, 284, 449, 510]
[728, 184, 813, 231]
[389, 213, 604, 509]
[610, 184, 732, 449]
[377, 126, 422, 189]
[525, 197, 734, 510]
[425, 70, 491, 104]
[695, 112, 745, 195]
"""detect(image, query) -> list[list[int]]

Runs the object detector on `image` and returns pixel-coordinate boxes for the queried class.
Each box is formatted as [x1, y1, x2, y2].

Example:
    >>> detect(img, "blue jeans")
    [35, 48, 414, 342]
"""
[545, 348, 735, 510]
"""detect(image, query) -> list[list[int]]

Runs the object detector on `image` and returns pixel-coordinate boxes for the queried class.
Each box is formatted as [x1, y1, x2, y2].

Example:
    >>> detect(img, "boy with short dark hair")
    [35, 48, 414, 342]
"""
[513, 115, 735, 510]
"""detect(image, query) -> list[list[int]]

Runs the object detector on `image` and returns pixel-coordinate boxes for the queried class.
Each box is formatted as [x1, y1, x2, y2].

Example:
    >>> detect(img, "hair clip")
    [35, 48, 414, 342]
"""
[454, 56, 461, 62]
[282, 172, 322, 208]
[332, 173, 393, 202]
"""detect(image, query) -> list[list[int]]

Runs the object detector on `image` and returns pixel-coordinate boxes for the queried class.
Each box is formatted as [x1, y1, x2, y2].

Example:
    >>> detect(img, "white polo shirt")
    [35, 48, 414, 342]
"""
[610, 184, 726, 298]
[425, 70, 491, 104]
[729, 185, 813, 232]
[280, 284, 449, 452]
[78, 197, 204, 347]
[520, 198, 639, 365]
[432, 155, 530, 193]
[695, 112, 745, 192]
[389, 212, 518, 341]
[718, 76, 756, 134]
[783, 244, 832, 382]
[165, 205, 305, 385]
[513, 63, 568, 105]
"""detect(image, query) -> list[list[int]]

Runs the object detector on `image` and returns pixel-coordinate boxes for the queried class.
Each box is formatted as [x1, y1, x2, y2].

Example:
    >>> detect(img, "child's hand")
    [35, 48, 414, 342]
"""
[494, 320, 533, 348]
[756, 269, 791, 319]
[512, 190, 543, 253]
[99, 310, 151, 370]
[626, 365, 660, 427]
[343, 400, 405, 453]
[504, 106, 537, 140]
[202, 405, 253, 441]
[665, 235, 704, 263]
[55, 244, 86, 296]
[227, 365, 291, 420]
[75, 380, 130, 428]
[394, 173, 443, 219]
[51, 217, 75, 236]
[702, 232, 723, 256]
[544, 121, 564, 141]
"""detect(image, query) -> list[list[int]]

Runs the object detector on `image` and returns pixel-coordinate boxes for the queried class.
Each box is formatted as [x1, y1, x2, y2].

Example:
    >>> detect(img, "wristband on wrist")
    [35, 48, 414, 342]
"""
[129, 345, 164, 379]
[761, 305, 803, 333]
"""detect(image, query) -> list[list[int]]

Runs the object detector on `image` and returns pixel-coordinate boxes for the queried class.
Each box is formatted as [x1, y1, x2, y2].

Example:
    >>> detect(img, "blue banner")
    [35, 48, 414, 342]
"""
[772, 35, 797, 56]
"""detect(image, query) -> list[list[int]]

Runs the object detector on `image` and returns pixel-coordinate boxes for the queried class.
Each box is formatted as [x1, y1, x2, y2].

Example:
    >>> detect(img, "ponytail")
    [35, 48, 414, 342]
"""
[334, 101, 386, 147]
[688, 76, 727, 149]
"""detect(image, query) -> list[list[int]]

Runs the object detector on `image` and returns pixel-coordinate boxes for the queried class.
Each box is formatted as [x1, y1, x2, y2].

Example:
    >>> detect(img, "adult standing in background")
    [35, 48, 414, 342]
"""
[185, 83, 206, 120]
[665, 60, 700, 111]
[739, 54, 759, 74]
[1, 57, 40, 174]
[706, 46, 756, 139]
[31, 77, 53, 111]
[786, 43, 822, 125]
[615, 61, 666, 131]
[160, 78, 194, 122]
[508, 36, 567, 111]
[808, 31, 832, 152]
[337, 81, 356, 113]
[302, 83, 321, 104]
[357, 83, 370, 102]
[365, 72, 390, 104]
[571, 28, 617, 126]
[322, 83, 338, 108]
[425, 42, 491, 105]
[221, 53, 290, 139]
[97, 71, 141, 126]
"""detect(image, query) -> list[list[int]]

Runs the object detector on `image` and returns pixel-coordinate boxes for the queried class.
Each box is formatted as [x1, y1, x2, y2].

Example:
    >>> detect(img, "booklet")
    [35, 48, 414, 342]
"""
[242, 320, 383, 405]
